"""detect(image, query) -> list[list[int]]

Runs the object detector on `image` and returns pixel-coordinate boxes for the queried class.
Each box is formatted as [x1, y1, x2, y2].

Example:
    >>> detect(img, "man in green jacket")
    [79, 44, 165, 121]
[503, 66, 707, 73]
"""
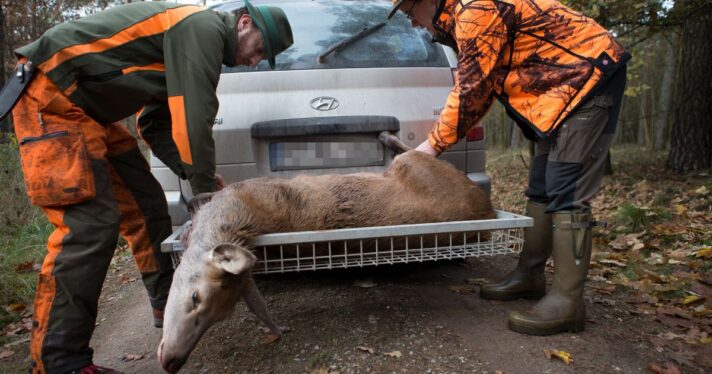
[9, 1, 293, 373]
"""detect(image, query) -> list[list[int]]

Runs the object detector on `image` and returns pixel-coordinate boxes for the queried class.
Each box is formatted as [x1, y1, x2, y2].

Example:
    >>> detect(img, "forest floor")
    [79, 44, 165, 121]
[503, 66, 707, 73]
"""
[1, 145, 710, 373]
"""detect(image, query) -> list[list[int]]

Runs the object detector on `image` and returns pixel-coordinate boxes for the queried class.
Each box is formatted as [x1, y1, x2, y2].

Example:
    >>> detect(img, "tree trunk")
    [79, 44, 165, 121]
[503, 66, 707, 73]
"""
[510, 120, 521, 149]
[654, 35, 677, 150]
[0, 0, 8, 137]
[667, 2, 712, 171]
[0, 0, 4, 89]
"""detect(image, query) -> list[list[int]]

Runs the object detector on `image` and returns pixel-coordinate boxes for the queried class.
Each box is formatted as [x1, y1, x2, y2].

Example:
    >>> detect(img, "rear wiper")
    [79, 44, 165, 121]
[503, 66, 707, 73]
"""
[317, 22, 386, 63]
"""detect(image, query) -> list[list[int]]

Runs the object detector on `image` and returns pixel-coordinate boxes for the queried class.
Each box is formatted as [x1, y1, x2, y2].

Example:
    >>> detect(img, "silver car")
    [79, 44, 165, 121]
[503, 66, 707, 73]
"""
[150, 0, 489, 226]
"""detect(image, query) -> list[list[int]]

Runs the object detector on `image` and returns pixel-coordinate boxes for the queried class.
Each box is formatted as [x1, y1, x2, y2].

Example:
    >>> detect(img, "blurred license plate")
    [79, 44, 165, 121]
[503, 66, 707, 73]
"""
[269, 140, 384, 171]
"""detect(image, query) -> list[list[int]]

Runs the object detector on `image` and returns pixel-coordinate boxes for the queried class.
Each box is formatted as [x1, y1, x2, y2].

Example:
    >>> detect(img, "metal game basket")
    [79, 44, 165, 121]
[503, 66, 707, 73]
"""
[161, 210, 531, 274]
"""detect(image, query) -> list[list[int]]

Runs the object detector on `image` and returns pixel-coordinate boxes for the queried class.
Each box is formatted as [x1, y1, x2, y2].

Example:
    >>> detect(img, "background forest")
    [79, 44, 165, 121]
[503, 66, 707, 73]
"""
[1, 0, 711, 172]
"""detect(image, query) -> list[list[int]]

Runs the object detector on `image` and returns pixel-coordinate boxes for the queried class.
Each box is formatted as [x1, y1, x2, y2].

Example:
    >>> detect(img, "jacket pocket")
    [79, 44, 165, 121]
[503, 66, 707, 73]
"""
[19, 131, 95, 206]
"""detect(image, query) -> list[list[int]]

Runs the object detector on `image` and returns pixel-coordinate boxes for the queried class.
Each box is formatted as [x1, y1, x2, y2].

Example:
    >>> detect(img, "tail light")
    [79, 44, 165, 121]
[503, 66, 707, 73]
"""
[466, 125, 484, 142]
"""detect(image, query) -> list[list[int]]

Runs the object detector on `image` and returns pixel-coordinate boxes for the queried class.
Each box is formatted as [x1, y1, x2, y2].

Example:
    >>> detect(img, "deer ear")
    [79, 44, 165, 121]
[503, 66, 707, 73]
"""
[209, 243, 256, 275]
[188, 192, 217, 215]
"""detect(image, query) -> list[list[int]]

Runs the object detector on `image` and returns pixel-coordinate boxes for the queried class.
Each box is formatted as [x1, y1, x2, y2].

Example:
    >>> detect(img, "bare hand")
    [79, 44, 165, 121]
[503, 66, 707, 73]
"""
[414, 139, 439, 157]
[215, 174, 226, 191]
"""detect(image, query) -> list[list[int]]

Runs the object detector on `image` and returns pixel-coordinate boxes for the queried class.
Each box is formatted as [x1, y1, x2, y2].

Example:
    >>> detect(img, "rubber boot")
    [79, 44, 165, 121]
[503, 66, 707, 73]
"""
[479, 201, 552, 300]
[508, 211, 593, 335]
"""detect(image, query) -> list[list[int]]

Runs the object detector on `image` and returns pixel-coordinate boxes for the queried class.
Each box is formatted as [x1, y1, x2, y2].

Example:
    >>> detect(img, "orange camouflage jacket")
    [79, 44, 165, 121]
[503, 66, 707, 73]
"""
[428, 0, 630, 152]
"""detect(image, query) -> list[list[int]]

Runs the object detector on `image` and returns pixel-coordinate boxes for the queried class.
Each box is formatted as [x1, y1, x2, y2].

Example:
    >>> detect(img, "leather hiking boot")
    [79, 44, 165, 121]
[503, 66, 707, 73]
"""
[508, 211, 594, 335]
[65, 364, 123, 374]
[480, 201, 552, 301]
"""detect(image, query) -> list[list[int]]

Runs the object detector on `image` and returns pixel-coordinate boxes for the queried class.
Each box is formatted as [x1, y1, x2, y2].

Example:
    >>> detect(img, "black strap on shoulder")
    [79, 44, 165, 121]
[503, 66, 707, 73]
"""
[0, 62, 35, 122]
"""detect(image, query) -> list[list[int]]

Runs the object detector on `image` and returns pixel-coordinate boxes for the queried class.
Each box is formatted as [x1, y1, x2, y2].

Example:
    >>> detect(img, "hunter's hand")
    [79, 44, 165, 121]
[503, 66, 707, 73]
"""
[415, 139, 439, 157]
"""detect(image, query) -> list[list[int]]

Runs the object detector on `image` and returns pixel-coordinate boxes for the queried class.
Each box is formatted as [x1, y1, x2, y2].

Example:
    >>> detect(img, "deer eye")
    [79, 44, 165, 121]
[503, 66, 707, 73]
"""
[192, 291, 200, 307]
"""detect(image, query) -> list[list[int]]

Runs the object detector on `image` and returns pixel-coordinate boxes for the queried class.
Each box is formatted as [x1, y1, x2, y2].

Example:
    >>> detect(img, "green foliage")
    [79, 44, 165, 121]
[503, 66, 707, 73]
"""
[0, 140, 36, 232]
[0, 212, 51, 327]
[616, 204, 650, 231]
[0, 141, 50, 328]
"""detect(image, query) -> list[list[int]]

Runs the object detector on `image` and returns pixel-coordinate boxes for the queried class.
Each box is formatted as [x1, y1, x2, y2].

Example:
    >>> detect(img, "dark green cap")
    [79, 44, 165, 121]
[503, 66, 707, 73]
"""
[245, 0, 294, 69]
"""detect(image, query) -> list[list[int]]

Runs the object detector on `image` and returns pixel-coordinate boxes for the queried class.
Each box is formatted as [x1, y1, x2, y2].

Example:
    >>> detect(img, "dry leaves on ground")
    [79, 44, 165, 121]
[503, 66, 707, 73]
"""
[543, 349, 572, 365]
[647, 362, 681, 374]
[0, 350, 15, 360]
[120, 353, 143, 362]
[262, 333, 281, 345]
[383, 350, 402, 358]
[448, 285, 477, 295]
[356, 346, 375, 354]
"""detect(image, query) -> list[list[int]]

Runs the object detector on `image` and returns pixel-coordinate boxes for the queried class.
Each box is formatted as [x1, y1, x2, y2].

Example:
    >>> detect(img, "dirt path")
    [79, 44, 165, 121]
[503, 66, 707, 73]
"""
[84, 254, 668, 373]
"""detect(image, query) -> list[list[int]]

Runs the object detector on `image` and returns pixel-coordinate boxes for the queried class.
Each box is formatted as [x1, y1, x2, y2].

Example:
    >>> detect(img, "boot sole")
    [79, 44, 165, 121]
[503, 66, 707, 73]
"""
[507, 319, 585, 336]
[479, 289, 546, 301]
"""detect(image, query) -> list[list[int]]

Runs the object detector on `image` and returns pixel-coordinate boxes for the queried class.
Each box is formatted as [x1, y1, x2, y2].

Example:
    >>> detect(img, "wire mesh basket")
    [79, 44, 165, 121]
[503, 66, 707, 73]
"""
[162, 210, 531, 274]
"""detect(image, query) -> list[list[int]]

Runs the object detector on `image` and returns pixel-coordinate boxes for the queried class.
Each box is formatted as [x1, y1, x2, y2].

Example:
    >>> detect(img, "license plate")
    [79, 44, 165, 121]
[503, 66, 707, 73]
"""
[269, 140, 384, 171]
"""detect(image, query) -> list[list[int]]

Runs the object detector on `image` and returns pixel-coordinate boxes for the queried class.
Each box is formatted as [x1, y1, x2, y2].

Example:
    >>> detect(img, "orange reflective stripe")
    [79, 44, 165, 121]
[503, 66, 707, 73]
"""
[168, 95, 192, 165]
[108, 163, 159, 273]
[63, 81, 78, 96]
[122, 63, 166, 75]
[135, 107, 147, 143]
[31, 207, 65, 373]
[39, 6, 202, 72]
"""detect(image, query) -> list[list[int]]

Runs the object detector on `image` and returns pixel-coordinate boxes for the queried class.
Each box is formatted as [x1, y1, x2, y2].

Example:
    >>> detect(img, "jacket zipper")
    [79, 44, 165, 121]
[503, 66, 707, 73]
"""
[20, 130, 69, 145]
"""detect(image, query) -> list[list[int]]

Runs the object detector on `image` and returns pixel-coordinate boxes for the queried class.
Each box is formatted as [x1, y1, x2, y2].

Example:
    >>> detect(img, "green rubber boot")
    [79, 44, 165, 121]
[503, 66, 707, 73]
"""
[508, 211, 593, 335]
[479, 201, 552, 301]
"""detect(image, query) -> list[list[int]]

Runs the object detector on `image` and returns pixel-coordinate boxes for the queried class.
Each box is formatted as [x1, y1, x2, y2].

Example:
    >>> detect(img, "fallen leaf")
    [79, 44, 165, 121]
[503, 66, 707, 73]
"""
[448, 285, 477, 295]
[0, 350, 14, 360]
[121, 353, 143, 362]
[647, 253, 665, 265]
[694, 186, 709, 195]
[682, 295, 704, 305]
[119, 275, 137, 284]
[356, 346, 374, 354]
[543, 349, 572, 365]
[383, 350, 402, 358]
[8, 303, 26, 312]
[14, 262, 34, 273]
[693, 344, 712, 368]
[647, 362, 681, 374]
[591, 283, 616, 295]
[353, 279, 377, 288]
[262, 333, 281, 345]
[599, 259, 627, 267]
[673, 205, 687, 216]
[651, 224, 687, 236]
[465, 278, 490, 285]
[694, 247, 712, 259]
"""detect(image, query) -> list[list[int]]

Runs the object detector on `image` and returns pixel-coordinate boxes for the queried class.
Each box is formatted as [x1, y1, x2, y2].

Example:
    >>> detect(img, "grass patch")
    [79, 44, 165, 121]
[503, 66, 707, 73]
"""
[619, 265, 640, 281]
[308, 350, 330, 368]
[0, 211, 51, 326]
[0, 142, 51, 328]
[616, 204, 649, 232]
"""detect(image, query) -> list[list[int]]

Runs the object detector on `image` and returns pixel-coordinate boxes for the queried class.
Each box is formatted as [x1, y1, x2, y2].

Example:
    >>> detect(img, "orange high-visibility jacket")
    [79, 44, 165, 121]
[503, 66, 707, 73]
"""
[428, 0, 630, 152]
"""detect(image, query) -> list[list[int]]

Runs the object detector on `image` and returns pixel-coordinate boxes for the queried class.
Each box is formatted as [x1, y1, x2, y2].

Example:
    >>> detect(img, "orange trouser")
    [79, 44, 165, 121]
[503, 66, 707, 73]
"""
[13, 67, 173, 373]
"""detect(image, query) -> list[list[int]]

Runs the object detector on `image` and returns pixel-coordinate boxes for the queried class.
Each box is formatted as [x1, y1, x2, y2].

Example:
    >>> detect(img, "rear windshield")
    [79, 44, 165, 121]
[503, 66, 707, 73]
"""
[214, 0, 450, 72]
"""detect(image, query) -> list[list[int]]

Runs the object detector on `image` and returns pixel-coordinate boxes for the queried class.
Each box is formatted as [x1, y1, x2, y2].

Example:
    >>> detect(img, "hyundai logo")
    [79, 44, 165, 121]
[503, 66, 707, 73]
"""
[310, 96, 339, 111]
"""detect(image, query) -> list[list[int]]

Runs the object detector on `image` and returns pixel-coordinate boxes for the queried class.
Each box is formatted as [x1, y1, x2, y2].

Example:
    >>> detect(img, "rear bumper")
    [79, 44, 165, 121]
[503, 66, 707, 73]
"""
[467, 172, 491, 196]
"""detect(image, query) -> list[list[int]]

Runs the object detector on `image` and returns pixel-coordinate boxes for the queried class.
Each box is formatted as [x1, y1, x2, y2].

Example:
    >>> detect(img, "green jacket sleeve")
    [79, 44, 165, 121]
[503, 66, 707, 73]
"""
[163, 11, 226, 194]
[137, 102, 187, 179]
